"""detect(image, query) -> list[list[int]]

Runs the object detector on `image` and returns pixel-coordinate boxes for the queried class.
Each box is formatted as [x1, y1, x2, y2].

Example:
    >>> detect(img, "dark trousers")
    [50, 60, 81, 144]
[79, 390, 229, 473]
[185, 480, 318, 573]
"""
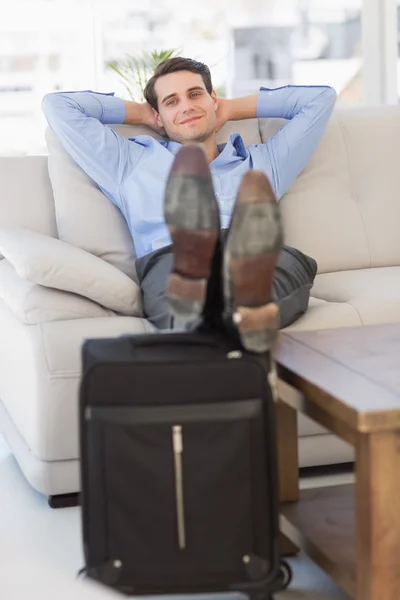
[135, 232, 317, 331]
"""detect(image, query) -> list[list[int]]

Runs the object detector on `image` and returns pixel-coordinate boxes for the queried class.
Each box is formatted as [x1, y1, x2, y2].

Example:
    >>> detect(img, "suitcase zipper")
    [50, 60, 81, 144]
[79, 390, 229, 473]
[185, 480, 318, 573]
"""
[172, 425, 186, 550]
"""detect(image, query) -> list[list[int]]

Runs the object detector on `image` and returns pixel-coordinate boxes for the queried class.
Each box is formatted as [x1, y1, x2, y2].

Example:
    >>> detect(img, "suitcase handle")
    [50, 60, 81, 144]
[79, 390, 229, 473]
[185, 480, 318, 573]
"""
[126, 332, 222, 350]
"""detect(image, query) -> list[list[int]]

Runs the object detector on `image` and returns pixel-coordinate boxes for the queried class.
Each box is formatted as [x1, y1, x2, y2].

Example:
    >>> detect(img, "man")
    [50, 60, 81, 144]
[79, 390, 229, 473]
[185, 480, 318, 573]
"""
[42, 57, 336, 354]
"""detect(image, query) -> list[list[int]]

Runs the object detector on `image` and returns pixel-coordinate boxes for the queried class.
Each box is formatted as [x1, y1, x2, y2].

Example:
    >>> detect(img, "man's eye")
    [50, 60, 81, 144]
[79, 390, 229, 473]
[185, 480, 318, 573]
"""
[191, 92, 200, 97]
[166, 99, 176, 106]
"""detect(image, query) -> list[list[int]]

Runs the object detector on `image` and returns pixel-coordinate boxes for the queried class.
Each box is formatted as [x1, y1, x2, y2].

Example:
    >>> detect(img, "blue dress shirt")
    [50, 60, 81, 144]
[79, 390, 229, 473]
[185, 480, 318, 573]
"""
[42, 85, 336, 258]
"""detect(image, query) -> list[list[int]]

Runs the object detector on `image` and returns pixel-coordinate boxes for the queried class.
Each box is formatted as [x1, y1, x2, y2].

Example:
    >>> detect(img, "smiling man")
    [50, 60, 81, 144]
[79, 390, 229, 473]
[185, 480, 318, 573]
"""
[152, 73, 218, 147]
[42, 56, 336, 354]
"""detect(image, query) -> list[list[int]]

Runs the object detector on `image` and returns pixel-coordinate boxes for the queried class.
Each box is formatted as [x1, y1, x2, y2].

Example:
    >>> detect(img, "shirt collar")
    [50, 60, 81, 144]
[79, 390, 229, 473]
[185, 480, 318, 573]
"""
[213, 132, 248, 165]
[164, 132, 248, 163]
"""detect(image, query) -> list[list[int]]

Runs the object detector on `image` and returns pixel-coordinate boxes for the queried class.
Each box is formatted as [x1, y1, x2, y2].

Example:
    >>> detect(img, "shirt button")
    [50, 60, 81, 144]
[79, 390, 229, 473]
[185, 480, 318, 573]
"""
[220, 200, 224, 205]
[268, 92, 272, 96]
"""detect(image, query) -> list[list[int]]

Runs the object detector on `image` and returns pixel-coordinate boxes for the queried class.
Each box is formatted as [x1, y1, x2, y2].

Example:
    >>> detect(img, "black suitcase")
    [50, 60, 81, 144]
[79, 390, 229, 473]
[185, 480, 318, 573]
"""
[79, 331, 292, 598]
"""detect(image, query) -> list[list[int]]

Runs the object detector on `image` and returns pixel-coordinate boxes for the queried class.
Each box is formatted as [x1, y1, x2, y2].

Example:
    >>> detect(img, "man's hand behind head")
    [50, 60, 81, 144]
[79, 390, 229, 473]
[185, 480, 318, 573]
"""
[124, 100, 166, 136]
[215, 97, 230, 133]
[140, 102, 166, 136]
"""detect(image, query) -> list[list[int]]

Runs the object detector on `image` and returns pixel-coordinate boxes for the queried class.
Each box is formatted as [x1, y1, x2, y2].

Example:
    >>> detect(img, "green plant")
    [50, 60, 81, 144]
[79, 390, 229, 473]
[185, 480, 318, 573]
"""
[106, 49, 180, 102]
[214, 85, 226, 98]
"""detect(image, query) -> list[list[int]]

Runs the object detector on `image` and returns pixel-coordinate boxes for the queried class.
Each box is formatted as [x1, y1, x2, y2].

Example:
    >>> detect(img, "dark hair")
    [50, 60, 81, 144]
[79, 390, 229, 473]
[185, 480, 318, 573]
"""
[144, 57, 213, 112]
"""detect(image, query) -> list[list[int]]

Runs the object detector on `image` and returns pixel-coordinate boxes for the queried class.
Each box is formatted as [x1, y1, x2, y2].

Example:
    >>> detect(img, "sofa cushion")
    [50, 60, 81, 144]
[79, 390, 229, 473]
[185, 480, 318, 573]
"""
[311, 267, 400, 325]
[284, 296, 362, 332]
[0, 157, 57, 259]
[297, 413, 329, 437]
[299, 434, 353, 468]
[46, 126, 139, 281]
[0, 302, 149, 462]
[286, 267, 400, 331]
[334, 108, 400, 270]
[0, 227, 142, 316]
[0, 260, 113, 324]
[262, 110, 372, 274]
[217, 117, 261, 146]
[260, 107, 400, 274]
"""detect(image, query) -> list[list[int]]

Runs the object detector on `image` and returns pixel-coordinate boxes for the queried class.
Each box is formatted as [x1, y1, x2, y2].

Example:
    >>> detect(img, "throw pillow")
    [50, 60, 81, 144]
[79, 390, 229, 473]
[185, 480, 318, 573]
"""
[0, 260, 114, 325]
[0, 227, 142, 316]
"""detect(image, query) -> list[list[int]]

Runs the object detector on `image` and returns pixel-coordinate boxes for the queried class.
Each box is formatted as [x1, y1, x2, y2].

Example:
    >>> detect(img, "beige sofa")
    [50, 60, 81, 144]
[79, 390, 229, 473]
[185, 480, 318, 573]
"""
[1, 105, 400, 502]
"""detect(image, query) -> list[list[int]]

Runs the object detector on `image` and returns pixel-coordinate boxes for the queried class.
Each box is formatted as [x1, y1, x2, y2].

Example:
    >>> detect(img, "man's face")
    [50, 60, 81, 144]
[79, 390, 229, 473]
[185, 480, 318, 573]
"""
[153, 71, 218, 143]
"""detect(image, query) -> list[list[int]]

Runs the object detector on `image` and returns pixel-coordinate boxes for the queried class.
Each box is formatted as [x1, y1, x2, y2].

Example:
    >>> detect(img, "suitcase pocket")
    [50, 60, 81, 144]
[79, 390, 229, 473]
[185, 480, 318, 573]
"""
[85, 398, 269, 588]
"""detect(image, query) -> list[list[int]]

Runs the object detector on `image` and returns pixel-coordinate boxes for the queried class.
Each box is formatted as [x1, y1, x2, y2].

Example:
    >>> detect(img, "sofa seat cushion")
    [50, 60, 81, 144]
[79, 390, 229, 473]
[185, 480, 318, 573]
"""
[311, 267, 400, 325]
[285, 296, 362, 332]
[0, 300, 150, 461]
[285, 267, 400, 333]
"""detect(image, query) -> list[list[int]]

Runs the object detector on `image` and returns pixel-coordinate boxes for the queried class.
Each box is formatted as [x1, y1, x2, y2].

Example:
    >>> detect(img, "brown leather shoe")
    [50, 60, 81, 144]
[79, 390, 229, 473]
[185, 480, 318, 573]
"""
[164, 145, 220, 327]
[223, 170, 284, 353]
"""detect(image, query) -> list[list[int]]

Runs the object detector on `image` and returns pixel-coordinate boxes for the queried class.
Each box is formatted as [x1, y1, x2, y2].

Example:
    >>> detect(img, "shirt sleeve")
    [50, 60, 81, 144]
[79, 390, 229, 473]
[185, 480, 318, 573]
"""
[255, 85, 337, 199]
[42, 91, 143, 197]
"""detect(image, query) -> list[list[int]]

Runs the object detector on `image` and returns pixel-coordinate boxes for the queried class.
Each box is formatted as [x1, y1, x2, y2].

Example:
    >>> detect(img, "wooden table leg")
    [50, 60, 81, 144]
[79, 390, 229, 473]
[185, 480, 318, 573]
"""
[356, 431, 400, 600]
[275, 399, 300, 556]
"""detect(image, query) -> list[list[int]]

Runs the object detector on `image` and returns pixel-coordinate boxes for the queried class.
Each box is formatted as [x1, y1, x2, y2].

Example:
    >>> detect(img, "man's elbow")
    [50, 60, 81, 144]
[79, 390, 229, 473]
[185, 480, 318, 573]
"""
[323, 86, 337, 105]
[42, 92, 73, 119]
[41, 93, 53, 120]
[41, 92, 60, 117]
[315, 87, 337, 118]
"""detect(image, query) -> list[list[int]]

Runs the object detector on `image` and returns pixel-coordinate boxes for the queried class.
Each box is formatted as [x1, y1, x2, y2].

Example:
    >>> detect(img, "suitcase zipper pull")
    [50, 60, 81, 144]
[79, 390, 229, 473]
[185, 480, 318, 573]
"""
[172, 425, 186, 550]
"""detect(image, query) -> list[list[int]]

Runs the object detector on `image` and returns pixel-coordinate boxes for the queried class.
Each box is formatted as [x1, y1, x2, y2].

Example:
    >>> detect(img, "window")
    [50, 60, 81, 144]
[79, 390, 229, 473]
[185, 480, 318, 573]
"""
[227, 1, 362, 106]
[398, 0, 400, 101]
[1, 0, 394, 157]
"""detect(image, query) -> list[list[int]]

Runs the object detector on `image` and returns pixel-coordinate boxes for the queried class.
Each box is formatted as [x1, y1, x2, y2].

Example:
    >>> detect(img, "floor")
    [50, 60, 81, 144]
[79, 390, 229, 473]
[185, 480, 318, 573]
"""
[0, 434, 353, 599]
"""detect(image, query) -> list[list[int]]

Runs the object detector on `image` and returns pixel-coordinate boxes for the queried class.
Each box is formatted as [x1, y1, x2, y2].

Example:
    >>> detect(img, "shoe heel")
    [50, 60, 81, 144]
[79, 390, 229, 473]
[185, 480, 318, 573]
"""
[239, 326, 278, 354]
[166, 273, 207, 324]
[232, 303, 280, 354]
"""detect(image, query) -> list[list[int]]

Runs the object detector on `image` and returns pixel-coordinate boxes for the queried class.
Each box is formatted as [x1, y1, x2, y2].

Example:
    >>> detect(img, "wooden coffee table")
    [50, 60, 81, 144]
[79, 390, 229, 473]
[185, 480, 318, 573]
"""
[274, 323, 400, 600]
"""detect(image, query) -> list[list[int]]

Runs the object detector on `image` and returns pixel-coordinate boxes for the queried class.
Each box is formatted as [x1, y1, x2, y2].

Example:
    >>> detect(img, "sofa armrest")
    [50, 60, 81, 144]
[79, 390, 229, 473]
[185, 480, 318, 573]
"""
[0, 227, 142, 316]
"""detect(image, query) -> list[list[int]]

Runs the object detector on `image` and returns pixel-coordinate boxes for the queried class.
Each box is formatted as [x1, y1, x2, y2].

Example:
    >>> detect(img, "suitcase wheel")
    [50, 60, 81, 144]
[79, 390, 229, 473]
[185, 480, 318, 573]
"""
[279, 559, 293, 590]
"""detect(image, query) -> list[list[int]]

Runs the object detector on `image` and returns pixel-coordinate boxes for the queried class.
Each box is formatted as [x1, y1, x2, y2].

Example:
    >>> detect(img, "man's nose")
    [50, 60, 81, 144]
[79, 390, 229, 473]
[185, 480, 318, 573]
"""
[180, 97, 193, 112]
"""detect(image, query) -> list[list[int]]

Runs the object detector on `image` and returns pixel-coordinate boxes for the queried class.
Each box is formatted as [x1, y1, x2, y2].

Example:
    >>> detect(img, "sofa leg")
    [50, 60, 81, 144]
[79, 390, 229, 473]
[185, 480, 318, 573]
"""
[48, 493, 80, 509]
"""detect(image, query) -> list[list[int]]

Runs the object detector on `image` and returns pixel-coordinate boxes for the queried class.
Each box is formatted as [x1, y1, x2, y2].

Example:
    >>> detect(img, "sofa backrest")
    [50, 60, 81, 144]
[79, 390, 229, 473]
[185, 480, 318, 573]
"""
[43, 119, 262, 281]
[266, 106, 400, 273]
[1, 106, 399, 274]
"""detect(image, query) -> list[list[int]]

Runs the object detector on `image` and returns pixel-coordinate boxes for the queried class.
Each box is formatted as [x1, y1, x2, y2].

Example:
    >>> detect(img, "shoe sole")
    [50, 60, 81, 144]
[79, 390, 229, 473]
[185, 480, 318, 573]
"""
[164, 148, 219, 324]
[166, 226, 218, 321]
[224, 171, 283, 352]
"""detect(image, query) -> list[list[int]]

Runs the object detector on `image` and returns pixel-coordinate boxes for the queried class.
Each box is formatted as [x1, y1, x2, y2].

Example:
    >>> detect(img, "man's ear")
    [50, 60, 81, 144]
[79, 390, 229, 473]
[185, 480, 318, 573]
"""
[211, 90, 219, 112]
[153, 108, 163, 126]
